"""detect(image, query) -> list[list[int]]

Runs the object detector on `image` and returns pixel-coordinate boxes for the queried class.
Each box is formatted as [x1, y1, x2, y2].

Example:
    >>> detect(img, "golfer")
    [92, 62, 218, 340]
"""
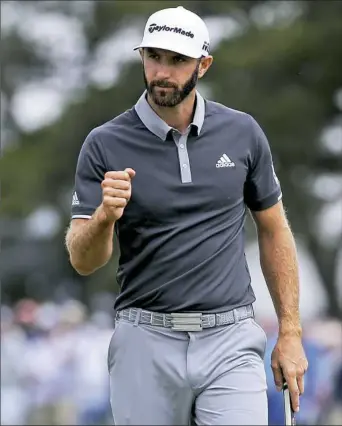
[66, 6, 308, 425]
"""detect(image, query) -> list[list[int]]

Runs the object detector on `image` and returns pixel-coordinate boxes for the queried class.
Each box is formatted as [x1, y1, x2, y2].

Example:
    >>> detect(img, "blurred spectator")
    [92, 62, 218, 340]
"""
[325, 364, 342, 425]
[1, 297, 114, 425]
[264, 319, 342, 426]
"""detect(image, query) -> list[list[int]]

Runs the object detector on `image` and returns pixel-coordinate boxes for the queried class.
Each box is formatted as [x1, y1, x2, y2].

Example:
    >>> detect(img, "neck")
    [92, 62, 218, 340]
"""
[147, 90, 196, 133]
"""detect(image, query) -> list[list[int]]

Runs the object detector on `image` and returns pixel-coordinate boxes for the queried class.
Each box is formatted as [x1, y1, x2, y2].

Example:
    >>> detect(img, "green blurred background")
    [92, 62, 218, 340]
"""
[1, 1, 342, 425]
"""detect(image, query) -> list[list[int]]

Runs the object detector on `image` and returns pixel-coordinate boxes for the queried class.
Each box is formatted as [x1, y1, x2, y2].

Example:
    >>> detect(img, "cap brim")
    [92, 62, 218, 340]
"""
[133, 38, 201, 59]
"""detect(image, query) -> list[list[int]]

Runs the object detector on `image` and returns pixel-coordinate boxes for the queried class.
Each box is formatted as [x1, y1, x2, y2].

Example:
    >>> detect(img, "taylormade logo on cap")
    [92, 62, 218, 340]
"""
[134, 6, 210, 59]
[202, 41, 210, 53]
[148, 23, 194, 39]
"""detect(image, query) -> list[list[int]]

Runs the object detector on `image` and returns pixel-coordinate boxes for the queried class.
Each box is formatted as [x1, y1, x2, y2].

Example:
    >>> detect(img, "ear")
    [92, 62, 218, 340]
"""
[198, 55, 213, 79]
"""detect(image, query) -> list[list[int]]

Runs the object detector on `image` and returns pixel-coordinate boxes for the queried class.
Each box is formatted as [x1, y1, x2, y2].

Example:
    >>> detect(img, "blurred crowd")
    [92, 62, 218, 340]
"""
[1, 297, 342, 426]
[261, 317, 342, 425]
[1, 297, 114, 425]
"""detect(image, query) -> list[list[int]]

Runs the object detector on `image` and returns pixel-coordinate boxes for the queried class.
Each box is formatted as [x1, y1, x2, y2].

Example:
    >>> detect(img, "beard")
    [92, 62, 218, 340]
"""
[143, 62, 200, 107]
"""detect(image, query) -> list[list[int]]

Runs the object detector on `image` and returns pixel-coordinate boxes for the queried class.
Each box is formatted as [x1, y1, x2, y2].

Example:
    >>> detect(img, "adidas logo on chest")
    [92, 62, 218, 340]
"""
[216, 154, 235, 168]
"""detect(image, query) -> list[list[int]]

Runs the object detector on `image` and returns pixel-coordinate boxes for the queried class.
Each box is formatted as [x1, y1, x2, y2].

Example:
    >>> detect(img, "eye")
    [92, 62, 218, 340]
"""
[148, 53, 159, 60]
[174, 56, 186, 63]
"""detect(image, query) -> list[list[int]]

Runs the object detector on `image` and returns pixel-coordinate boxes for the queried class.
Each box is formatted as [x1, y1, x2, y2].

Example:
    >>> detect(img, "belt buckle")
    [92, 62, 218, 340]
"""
[170, 313, 202, 331]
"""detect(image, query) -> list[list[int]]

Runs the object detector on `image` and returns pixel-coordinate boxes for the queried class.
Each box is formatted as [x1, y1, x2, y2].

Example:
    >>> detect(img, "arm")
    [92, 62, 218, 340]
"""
[66, 169, 135, 276]
[67, 129, 135, 275]
[251, 201, 308, 412]
[251, 201, 301, 337]
[244, 115, 307, 412]
[65, 207, 115, 276]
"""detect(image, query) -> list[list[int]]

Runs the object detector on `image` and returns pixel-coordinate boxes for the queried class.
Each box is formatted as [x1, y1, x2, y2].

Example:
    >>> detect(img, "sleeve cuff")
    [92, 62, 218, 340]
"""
[72, 214, 92, 219]
[71, 207, 96, 219]
[247, 190, 282, 211]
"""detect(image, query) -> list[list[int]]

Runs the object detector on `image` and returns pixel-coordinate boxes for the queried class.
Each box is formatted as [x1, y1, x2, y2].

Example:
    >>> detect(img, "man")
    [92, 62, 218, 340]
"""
[65, 6, 308, 425]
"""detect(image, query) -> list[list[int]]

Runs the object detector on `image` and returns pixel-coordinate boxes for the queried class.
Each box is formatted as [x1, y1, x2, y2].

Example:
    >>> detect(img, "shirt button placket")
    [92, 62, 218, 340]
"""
[178, 134, 192, 183]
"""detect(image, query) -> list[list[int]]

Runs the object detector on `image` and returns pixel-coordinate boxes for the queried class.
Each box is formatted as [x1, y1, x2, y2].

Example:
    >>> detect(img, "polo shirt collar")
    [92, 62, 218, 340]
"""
[135, 90, 205, 141]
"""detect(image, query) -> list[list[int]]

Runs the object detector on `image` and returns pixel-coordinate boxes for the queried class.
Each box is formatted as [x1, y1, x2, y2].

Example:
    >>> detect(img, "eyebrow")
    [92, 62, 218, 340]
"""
[145, 48, 186, 59]
[145, 47, 158, 55]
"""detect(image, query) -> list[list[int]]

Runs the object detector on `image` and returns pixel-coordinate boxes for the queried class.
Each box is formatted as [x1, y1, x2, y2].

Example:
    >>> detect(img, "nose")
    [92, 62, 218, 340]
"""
[154, 63, 172, 81]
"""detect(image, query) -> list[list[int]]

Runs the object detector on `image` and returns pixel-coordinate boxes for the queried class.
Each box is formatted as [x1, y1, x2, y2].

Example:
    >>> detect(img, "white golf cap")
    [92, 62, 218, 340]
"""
[134, 6, 210, 59]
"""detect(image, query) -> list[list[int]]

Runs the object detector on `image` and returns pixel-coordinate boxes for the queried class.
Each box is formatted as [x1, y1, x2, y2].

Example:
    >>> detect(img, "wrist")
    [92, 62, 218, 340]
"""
[94, 204, 116, 227]
[279, 323, 302, 338]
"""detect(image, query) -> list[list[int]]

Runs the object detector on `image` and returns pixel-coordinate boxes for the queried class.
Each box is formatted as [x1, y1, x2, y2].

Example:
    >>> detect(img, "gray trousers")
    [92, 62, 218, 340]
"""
[107, 310, 268, 425]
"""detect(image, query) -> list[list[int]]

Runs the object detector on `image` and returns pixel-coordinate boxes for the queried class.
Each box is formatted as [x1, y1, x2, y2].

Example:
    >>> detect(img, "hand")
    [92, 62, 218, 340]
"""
[271, 334, 308, 413]
[100, 168, 136, 222]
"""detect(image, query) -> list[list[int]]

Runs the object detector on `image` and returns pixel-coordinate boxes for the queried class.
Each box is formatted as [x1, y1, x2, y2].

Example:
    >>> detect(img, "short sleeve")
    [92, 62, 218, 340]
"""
[71, 131, 107, 219]
[244, 116, 282, 211]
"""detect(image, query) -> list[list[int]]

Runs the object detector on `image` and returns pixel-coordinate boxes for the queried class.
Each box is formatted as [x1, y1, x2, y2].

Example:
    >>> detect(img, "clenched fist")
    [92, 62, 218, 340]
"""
[99, 168, 136, 222]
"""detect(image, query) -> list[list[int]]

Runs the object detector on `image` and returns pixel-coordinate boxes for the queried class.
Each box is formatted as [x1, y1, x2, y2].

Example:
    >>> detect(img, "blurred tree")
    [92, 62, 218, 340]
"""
[1, 1, 341, 316]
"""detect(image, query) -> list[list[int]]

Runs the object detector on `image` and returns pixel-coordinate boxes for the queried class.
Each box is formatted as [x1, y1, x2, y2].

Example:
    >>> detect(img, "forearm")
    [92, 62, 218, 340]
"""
[258, 226, 302, 337]
[66, 206, 115, 275]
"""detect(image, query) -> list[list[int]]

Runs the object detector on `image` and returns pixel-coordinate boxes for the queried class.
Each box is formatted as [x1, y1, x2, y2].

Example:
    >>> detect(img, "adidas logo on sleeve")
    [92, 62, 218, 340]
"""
[72, 191, 80, 206]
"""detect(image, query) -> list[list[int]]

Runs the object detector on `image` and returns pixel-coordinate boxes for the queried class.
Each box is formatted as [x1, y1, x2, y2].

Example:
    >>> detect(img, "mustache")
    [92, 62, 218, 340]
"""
[150, 80, 178, 89]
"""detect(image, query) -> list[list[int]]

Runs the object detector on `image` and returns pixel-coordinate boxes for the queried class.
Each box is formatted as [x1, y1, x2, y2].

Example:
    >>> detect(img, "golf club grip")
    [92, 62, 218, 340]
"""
[283, 382, 296, 425]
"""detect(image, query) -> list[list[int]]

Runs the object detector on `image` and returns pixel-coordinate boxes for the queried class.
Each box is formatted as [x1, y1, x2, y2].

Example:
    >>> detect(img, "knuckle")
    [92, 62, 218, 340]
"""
[297, 367, 305, 375]
[114, 183, 123, 191]
[103, 195, 111, 205]
[103, 189, 114, 199]
[285, 365, 296, 374]
[117, 191, 126, 200]
[105, 172, 116, 180]
[102, 178, 113, 187]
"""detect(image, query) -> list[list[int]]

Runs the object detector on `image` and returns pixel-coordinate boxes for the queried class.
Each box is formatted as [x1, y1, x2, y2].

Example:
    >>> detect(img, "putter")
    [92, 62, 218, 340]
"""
[282, 382, 296, 426]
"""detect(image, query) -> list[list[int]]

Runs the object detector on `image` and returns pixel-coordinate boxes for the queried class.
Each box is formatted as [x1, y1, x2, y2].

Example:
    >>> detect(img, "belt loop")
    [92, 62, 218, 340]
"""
[233, 308, 239, 323]
[134, 308, 142, 327]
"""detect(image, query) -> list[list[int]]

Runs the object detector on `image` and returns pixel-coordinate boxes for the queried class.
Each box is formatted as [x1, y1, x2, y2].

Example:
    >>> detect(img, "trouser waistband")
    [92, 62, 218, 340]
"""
[115, 304, 254, 332]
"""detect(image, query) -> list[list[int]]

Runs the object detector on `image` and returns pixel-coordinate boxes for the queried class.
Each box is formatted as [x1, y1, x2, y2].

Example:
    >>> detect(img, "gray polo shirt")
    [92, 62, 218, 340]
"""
[71, 91, 282, 313]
